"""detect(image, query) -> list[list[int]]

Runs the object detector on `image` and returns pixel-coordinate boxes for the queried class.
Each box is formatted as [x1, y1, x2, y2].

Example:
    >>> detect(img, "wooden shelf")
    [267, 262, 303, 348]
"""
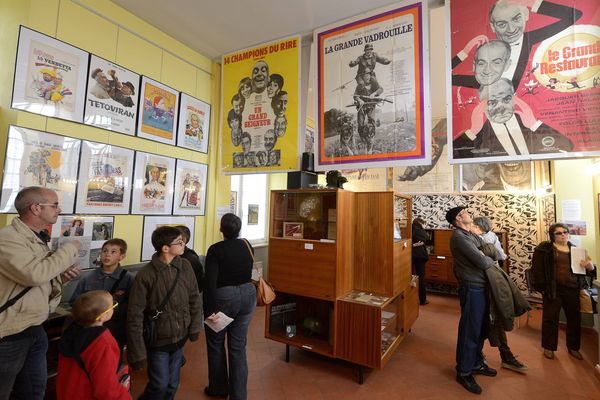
[266, 331, 334, 357]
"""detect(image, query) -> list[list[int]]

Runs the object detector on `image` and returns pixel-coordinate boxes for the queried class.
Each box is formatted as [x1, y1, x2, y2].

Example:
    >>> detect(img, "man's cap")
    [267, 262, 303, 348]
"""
[40, 68, 56, 77]
[445, 206, 467, 225]
[364, 44, 373, 50]
[123, 81, 135, 94]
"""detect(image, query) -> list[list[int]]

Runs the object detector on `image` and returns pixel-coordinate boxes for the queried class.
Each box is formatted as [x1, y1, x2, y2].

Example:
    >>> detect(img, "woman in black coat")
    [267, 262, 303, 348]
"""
[412, 217, 430, 305]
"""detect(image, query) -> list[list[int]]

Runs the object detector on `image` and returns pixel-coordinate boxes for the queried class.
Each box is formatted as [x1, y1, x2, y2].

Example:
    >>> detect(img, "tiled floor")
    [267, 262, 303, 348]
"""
[130, 294, 600, 399]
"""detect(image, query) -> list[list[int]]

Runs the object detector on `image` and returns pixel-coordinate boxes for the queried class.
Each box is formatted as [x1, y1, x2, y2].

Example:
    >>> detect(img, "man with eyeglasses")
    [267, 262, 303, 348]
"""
[446, 206, 496, 395]
[0, 186, 81, 399]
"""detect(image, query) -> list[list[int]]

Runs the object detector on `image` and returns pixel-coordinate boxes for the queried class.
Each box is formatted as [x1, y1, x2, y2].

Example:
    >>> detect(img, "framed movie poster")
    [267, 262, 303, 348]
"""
[84, 55, 140, 135]
[177, 93, 211, 153]
[314, 1, 430, 170]
[448, 0, 600, 164]
[12, 26, 89, 122]
[460, 162, 534, 192]
[173, 159, 208, 216]
[137, 76, 179, 145]
[220, 36, 301, 174]
[49, 215, 115, 270]
[75, 141, 134, 214]
[0, 125, 80, 213]
[131, 152, 175, 215]
[141, 216, 194, 261]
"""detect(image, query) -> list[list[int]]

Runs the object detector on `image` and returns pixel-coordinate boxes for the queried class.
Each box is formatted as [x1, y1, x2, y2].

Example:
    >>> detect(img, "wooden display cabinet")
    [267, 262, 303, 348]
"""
[266, 189, 418, 383]
[424, 229, 509, 288]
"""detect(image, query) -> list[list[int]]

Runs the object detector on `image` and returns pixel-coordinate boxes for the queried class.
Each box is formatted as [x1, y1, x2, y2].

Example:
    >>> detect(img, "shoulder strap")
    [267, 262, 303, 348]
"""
[242, 239, 255, 262]
[0, 287, 32, 314]
[157, 267, 181, 312]
[109, 269, 128, 295]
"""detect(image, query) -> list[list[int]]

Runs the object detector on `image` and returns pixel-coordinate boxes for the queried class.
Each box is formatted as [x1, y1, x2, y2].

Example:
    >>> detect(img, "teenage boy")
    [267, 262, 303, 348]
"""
[127, 226, 202, 399]
[70, 239, 133, 351]
[57, 290, 130, 400]
[176, 225, 204, 293]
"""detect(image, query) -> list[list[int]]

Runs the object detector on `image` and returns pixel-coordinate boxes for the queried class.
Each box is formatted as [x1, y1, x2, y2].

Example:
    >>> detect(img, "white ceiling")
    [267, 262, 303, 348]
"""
[111, 0, 443, 60]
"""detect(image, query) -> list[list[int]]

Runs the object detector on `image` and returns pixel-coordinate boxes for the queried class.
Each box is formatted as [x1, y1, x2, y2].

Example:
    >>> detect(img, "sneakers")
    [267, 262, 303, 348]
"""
[501, 357, 528, 373]
[568, 349, 583, 360]
[471, 364, 497, 377]
[543, 349, 554, 359]
[456, 374, 482, 395]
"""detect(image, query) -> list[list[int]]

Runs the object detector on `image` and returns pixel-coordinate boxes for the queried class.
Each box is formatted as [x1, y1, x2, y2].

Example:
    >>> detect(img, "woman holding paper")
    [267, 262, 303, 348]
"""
[203, 213, 256, 399]
[530, 223, 595, 360]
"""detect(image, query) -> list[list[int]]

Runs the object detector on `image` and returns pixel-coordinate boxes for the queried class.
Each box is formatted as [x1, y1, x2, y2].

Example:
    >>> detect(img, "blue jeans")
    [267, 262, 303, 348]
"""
[456, 284, 488, 375]
[139, 346, 184, 400]
[0, 325, 48, 400]
[205, 282, 256, 400]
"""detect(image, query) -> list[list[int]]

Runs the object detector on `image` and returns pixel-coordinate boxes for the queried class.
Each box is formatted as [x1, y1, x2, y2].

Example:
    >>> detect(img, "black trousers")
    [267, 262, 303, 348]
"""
[413, 259, 427, 304]
[542, 285, 581, 351]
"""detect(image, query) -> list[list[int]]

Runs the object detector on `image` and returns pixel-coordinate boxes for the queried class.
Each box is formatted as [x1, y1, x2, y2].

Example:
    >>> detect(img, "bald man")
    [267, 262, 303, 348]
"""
[0, 187, 81, 399]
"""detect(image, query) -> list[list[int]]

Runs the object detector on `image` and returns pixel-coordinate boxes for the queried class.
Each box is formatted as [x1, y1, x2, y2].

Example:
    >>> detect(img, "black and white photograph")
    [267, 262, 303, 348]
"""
[460, 161, 534, 192]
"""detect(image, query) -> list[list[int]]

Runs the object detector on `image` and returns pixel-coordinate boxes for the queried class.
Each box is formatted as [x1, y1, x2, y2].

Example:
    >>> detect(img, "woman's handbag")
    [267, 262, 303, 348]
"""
[243, 239, 276, 306]
[580, 288, 593, 314]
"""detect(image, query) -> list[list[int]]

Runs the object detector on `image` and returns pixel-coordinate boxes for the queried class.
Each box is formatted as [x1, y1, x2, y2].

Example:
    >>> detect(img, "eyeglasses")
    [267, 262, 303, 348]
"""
[169, 239, 185, 246]
[96, 300, 118, 321]
[38, 203, 60, 209]
[553, 231, 569, 236]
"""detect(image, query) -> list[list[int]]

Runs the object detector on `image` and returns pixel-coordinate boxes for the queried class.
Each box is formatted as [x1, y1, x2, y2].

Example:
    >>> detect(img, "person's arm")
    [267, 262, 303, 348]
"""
[528, 1, 583, 44]
[0, 236, 79, 287]
[203, 246, 219, 318]
[126, 271, 149, 370]
[455, 233, 495, 270]
[181, 259, 202, 340]
[375, 54, 391, 65]
[349, 57, 360, 68]
[87, 333, 131, 399]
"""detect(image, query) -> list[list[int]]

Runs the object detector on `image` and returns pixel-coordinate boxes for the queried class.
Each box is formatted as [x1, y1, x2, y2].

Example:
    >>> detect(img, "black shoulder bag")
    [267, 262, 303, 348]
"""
[109, 269, 128, 295]
[143, 267, 181, 346]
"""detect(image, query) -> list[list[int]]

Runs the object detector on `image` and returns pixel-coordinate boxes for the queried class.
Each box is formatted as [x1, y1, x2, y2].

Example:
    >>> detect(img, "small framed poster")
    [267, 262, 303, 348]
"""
[84, 54, 140, 135]
[49, 215, 115, 270]
[0, 125, 81, 214]
[130, 152, 175, 215]
[172, 159, 208, 216]
[283, 222, 303, 239]
[177, 93, 211, 153]
[141, 215, 195, 261]
[12, 26, 89, 122]
[75, 141, 134, 214]
[137, 76, 179, 145]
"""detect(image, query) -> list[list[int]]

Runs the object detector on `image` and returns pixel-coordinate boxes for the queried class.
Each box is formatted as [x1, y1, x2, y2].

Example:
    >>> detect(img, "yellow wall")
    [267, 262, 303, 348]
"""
[553, 159, 598, 263]
[0, 0, 222, 264]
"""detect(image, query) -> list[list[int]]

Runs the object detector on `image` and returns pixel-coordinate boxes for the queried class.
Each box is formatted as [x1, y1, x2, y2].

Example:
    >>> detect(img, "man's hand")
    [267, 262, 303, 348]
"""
[61, 263, 81, 282]
[462, 35, 488, 55]
[514, 96, 538, 129]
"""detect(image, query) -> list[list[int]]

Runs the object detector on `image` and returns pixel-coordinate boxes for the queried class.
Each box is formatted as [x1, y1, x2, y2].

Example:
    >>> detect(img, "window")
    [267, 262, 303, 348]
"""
[230, 174, 268, 243]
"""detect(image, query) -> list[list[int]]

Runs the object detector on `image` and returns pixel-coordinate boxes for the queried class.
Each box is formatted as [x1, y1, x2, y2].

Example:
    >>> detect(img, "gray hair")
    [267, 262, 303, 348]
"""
[14, 187, 48, 216]
[473, 216, 493, 233]
[489, 1, 530, 24]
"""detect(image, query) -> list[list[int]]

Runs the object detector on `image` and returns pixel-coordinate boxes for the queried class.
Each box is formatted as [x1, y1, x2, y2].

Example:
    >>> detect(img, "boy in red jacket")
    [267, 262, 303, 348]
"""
[57, 290, 130, 399]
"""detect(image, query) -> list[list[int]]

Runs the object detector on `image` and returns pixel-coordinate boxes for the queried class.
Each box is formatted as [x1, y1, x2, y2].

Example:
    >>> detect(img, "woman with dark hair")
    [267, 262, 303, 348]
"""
[531, 223, 595, 360]
[203, 213, 256, 399]
[411, 217, 429, 305]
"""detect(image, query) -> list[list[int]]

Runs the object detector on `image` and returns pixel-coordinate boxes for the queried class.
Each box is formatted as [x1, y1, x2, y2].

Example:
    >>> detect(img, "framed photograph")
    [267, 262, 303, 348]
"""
[283, 222, 303, 239]
[48, 215, 114, 269]
[172, 159, 208, 216]
[130, 152, 175, 215]
[0, 125, 81, 213]
[177, 93, 210, 153]
[83, 55, 140, 135]
[12, 26, 89, 122]
[141, 216, 195, 261]
[137, 76, 179, 145]
[460, 162, 534, 192]
[75, 141, 134, 214]
[248, 204, 258, 225]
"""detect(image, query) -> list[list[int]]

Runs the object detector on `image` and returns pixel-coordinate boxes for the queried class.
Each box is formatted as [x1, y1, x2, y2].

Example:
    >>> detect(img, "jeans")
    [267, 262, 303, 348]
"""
[456, 284, 488, 375]
[139, 346, 184, 400]
[542, 285, 581, 351]
[205, 282, 256, 400]
[0, 325, 48, 400]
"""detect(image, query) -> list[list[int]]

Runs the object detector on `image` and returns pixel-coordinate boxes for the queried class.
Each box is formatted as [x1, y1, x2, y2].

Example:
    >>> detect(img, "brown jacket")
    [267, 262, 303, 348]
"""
[127, 254, 201, 367]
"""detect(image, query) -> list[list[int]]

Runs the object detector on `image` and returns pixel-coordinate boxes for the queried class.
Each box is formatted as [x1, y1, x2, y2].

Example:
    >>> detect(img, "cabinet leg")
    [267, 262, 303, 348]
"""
[357, 365, 364, 384]
[285, 344, 290, 363]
